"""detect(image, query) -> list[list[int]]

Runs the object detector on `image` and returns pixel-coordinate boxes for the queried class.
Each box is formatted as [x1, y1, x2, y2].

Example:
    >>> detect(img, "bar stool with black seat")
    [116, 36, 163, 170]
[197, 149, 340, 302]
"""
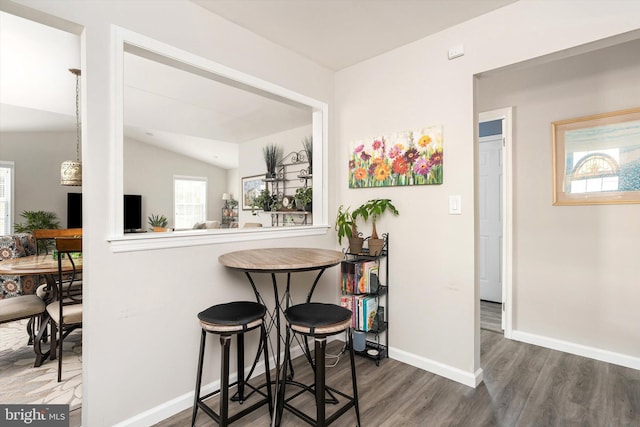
[276, 302, 361, 427]
[192, 301, 272, 427]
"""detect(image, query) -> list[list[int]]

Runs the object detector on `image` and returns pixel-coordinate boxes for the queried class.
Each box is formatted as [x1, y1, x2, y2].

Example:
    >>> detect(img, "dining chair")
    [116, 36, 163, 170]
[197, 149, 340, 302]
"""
[33, 229, 83, 303]
[45, 236, 82, 382]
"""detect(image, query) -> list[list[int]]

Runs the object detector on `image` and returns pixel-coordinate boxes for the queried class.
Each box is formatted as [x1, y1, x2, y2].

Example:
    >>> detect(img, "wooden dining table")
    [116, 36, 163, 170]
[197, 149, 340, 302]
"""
[219, 247, 343, 426]
[0, 253, 83, 366]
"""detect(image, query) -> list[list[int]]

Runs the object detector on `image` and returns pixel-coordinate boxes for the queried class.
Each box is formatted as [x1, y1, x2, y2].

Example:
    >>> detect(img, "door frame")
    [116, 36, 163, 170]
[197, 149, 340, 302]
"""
[478, 107, 513, 338]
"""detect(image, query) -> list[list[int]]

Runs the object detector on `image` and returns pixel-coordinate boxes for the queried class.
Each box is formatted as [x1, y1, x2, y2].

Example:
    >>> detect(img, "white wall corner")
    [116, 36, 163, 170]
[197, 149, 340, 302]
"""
[389, 347, 482, 388]
[511, 330, 640, 371]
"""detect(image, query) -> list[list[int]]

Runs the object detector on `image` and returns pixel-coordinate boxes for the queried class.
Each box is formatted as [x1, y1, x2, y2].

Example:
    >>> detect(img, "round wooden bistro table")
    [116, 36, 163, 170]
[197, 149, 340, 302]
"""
[218, 248, 344, 426]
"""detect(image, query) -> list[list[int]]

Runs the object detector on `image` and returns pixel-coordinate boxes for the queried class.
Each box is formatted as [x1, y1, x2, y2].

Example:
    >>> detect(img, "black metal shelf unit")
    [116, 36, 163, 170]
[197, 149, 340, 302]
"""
[342, 233, 389, 366]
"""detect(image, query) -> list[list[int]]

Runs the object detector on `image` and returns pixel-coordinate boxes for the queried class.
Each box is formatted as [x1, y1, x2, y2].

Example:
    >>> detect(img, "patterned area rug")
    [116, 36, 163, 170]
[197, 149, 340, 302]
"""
[0, 319, 82, 410]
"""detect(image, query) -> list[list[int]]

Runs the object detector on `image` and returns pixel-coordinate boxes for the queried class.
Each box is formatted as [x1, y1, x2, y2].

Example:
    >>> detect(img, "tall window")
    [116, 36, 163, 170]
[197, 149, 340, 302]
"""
[174, 176, 207, 230]
[0, 162, 14, 234]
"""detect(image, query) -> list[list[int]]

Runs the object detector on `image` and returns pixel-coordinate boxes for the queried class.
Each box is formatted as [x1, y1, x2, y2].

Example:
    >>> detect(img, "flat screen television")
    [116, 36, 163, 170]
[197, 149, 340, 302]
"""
[67, 193, 83, 228]
[124, 194, 142, 232]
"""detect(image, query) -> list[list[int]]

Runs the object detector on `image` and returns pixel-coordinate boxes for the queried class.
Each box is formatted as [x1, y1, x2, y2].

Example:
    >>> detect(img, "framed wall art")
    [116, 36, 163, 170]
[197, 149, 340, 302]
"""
[348, 125, 443, 188]
[241, 175, 266, 210]
[552, 107, 640, 205]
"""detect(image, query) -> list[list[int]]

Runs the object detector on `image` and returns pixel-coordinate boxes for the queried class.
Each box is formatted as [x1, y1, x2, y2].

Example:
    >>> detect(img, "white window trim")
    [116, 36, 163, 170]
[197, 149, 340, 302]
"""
[108, 26, 329, 252]
[0, 161, 15, 235]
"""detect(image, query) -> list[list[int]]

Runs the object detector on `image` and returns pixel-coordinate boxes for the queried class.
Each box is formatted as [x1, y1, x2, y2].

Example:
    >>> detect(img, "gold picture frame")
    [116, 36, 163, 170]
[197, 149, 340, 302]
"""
[241, 175, 266, 211]
[552, 107, 640, 205]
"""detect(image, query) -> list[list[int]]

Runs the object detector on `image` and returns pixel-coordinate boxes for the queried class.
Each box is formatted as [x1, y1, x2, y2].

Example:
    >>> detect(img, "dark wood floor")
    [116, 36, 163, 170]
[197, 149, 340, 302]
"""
[480, 300, 502, 333]
[147, 331, 640, 426]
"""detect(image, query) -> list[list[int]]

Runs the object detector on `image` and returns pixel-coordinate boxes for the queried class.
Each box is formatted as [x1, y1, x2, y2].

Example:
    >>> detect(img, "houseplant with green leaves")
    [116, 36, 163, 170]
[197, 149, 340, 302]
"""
[294, 186, 312, 211]
[355, 198, 399, 255]
[148, 214, 168, 232]
[335, 205, 364, 254]
[14, 210, 61, 253]
[251, 188, 280, 214]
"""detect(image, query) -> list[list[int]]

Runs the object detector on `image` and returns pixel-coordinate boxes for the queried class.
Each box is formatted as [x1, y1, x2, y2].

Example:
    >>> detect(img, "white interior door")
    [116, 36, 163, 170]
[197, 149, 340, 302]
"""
[479, 133, 503, 303]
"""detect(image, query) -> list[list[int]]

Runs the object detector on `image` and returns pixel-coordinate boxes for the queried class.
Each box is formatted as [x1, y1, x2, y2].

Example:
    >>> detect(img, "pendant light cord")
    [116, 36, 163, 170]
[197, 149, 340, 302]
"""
[70, 68, 81, 162]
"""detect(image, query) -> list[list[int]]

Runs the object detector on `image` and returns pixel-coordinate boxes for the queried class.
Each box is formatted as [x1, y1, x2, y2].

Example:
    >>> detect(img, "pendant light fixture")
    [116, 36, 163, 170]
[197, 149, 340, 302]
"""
[61, 68, 82, 186]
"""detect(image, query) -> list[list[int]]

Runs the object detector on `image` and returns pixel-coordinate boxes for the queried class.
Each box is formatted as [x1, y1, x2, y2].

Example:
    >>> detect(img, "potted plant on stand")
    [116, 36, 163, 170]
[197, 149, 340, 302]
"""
[263, 144, 283, 179]
[294, 187, 312, 212]
[335, 205, 364, 254]
[148, 214, 169, 232]
[356, 199, 399, 255]
[251, 189, 281, 215]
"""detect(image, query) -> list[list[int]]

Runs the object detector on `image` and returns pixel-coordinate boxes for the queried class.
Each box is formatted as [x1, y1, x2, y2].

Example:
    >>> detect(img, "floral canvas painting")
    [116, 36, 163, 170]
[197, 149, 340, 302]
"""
[349, 125, 443, 188]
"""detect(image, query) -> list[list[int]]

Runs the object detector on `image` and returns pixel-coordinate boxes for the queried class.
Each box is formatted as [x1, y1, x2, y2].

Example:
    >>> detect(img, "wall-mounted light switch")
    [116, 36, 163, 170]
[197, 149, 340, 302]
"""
[449, 195, 462, 214]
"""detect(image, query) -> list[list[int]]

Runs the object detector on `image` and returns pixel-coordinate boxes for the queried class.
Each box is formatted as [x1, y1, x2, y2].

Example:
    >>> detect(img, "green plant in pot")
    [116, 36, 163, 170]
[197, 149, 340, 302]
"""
[335, 205, 364, 254]
[251, 188, 280, 214]
[14, 210, 61, 253]
[148, 214, 168, 232]
[356, 198, 399, 255]
[263, 144, 283, 179]
[294, 186, 312, 212]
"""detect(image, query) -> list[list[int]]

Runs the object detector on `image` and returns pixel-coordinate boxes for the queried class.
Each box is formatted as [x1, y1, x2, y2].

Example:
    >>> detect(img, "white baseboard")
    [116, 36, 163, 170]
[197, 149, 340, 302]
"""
[389, 347, 482, 388]
[113, 336, 341, 427]
[511, 330, 640, 371]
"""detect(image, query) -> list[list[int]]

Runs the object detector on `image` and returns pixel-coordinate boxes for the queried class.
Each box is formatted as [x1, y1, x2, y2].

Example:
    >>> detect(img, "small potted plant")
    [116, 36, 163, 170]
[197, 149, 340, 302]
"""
[148, 214, 169, 232]
[356, 199, 399, 255]
[14, 210, 61, 253]
[335, 205, 364, 254]
[294, 186, 312, 212]
[251, 189, 280, 214]
[263, 144, 283, 179]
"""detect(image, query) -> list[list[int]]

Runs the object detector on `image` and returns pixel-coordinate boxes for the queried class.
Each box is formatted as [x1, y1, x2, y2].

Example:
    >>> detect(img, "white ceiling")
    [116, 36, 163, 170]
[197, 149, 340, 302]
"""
[193, 0, 518, 71]
[1, 1, 517, 168]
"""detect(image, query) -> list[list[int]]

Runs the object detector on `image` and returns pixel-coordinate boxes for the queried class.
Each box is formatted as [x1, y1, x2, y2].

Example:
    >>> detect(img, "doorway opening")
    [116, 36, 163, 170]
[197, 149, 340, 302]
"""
[478, 108, 513, 338]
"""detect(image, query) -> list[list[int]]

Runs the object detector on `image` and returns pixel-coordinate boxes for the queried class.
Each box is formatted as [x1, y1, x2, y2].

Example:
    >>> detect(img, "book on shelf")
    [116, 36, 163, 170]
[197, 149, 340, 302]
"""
[362, 295, 378, 332]
[341, 260, 357, 294]
[341, 259, 379, 294]
[341, 294, 378, 332]
[340, 295, 357, 328]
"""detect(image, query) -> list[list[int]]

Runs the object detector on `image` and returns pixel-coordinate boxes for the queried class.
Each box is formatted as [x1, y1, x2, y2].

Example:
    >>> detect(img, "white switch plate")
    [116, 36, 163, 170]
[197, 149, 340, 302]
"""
[448, 44, 464, 60]
[449, 195, 462, 214]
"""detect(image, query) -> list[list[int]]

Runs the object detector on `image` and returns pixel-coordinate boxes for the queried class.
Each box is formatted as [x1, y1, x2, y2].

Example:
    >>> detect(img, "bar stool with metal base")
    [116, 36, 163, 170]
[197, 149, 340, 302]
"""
[276, 302, 361, 427]
[192, 301, 272, 427]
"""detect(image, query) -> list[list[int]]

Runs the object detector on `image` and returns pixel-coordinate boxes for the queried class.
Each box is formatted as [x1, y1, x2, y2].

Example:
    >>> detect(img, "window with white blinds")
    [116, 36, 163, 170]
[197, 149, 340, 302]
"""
[0, 162, 14, 234]
[174, 176, 207, 230]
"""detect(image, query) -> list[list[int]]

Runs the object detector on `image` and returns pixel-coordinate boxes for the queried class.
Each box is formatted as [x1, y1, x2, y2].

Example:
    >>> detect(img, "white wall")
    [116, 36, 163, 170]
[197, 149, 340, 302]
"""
[5, 0, 640, 424]
[0, 130, 80, 227]
[478, 39, 640, 358]
[335, 0, 640, 385]
[124, 137, 228, 229]
[3, 1, 335, 425]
